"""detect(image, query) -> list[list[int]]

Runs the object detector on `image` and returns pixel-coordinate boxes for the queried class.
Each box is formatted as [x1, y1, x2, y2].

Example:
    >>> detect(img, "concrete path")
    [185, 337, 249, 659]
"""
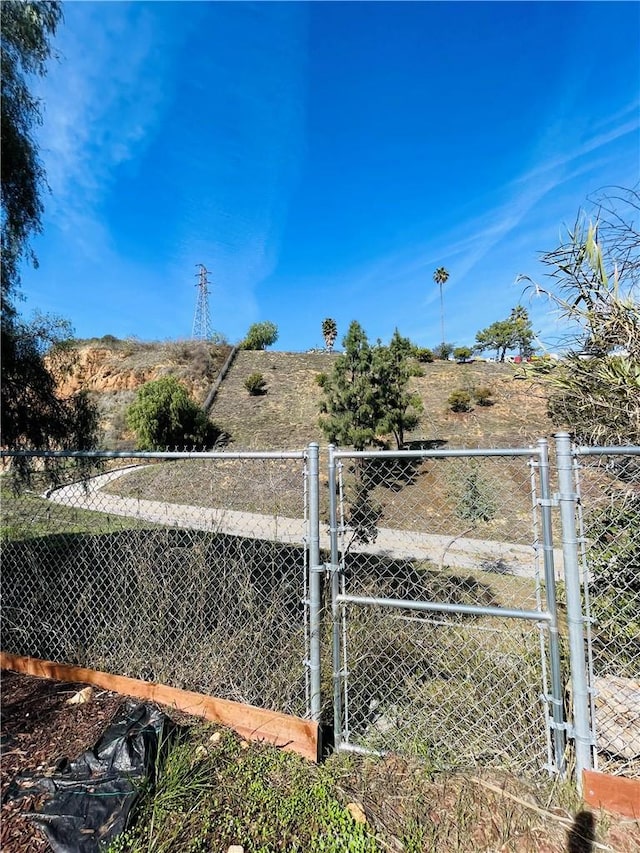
[46, 469, 563, 579]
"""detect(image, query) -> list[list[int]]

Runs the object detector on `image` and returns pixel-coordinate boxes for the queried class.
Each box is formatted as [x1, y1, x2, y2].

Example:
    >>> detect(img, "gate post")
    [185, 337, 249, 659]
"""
[555, 432, 593, 789]
[307, 442, 322, 722]
[327, 444, 343, 746]
[537, 438, 566, 774]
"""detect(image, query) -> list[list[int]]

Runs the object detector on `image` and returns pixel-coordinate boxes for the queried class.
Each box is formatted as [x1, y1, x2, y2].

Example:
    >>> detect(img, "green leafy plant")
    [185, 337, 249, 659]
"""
[240, 321, 278, 350]
[453, 346, 473, 363]
[106, 726, 381, 853]
[521, 187, 640, 446]
[244, 372, 267, 396]
[455, 460, 497, 522]
[414, 347, 434, 363]
[585, 488, 640, 674]
[433, 342, 454, 360]
[447, 389, 472, 412]
[126, 376, 219, 449]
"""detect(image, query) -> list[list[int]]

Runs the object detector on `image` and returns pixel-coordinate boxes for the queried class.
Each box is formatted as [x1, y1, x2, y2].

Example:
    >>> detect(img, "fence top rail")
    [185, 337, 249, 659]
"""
[573, 445, 640, 457]
[0, 449, 307, 462]
[331, 446, 541, 461]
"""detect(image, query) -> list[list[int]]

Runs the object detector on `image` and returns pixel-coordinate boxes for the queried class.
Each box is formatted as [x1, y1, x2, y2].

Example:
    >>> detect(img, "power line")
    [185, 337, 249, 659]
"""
[192, 264, 212, 340]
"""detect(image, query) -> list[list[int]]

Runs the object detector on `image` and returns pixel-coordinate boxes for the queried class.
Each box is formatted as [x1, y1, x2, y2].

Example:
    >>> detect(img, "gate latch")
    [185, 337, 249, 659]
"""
[310, 562, 341, 575]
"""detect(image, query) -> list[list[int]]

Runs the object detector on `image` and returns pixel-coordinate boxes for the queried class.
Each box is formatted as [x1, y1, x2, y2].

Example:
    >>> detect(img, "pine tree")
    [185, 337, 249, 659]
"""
[318, 323, 422, 449]
[375, 330, 423, 448]
[318, 321, 381, 449]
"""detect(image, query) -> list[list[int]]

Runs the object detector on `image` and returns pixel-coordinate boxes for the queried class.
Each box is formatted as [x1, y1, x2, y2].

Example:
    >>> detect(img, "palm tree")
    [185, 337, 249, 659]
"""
[321, 318, 338, 352]
[433, 267, 449, 345]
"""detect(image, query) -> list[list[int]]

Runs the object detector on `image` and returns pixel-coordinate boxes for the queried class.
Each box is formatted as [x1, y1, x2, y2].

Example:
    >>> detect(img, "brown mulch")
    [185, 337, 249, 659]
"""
[1, 669, 124, 853]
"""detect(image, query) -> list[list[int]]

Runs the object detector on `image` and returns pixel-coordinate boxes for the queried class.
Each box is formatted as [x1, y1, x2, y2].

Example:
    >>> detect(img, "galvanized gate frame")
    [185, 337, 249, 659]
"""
[307, 441, 569, 778]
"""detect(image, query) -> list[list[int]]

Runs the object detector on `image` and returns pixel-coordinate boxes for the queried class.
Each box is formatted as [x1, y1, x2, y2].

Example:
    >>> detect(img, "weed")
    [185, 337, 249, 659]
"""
[106, 726, 381, 852]
[244, 372, 268, 396]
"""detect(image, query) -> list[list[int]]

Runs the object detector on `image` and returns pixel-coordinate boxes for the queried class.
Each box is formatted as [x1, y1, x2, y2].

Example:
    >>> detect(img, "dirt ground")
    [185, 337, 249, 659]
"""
[2, 669, 639, 853]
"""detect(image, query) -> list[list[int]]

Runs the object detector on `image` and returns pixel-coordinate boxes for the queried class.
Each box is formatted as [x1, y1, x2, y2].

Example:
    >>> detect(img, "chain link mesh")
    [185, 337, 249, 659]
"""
[333, 451, 558, 776]
[573, 449, 640, 777]
[4, 444, 637, 779]
[1, 452, 310, 718]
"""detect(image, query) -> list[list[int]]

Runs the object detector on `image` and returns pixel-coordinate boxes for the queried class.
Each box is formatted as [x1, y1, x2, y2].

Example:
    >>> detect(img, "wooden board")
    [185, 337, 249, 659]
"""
[583, 769, 640, 819]
[0, 652, 319, 763]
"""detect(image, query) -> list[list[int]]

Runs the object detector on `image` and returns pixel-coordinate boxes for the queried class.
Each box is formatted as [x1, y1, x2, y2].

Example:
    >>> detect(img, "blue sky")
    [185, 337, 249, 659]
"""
[19, 1, 640, 353]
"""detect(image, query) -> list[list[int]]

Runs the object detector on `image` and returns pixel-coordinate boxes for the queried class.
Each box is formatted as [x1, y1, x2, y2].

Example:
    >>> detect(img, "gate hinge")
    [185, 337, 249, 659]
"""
[550, 720, 574, 736]
[537, 497, 559, 508]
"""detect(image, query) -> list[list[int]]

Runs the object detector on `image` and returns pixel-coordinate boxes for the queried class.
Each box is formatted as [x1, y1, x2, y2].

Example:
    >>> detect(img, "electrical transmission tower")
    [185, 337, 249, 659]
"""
[192, 264, 212, 340]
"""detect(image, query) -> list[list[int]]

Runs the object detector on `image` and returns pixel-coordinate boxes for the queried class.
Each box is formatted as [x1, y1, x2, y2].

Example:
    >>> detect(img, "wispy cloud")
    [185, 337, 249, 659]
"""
[309, 98, 638, 347]
[29, 2, 308, 341]
[36, 3, 178, 233]
[167, 2, 308, 339]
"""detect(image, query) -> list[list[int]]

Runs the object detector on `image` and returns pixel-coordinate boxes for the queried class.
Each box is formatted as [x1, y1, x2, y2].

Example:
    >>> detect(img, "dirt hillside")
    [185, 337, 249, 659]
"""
[210, 351, 551, 449]
[56, 341, 551, 450]
[55, 338, 231, 449]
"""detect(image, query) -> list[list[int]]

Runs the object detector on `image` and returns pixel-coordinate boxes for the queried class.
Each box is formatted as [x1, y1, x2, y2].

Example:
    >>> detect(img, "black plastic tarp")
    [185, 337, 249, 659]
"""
[4, 701, 174, 853]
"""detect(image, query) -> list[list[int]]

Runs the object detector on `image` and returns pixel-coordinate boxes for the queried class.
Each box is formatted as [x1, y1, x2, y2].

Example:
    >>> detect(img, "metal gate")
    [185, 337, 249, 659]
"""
[570, 443, 640, 778]
[324, 441, 566, 777]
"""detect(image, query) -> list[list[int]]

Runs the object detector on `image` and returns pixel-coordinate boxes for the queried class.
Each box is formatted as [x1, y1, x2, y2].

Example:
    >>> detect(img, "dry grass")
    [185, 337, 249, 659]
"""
[58, 340, 552, 452]
[210, 353, 551, 450]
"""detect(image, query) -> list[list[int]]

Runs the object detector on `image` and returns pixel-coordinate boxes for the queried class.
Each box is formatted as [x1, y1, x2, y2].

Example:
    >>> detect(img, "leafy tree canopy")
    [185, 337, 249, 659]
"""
[126, 376, 220, 451]
[453, 346, 473, 363]
[1, 313, 100, 451]
[240, 321, 278, 350]
[474, 307, 535, 361]
[1, 2, 101, 454]
[432, 342, 454, 360]
[433, 267, 449, 287]
[1, 0, 62, 301]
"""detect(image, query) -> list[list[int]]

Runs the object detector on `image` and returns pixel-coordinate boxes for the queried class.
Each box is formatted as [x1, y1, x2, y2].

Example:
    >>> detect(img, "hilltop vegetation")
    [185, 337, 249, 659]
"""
[52, 338, 550, 451]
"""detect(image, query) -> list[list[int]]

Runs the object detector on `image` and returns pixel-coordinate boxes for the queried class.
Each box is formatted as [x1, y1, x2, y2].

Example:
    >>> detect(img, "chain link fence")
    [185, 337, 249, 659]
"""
[573, 447, 640, 777]
[1, 450, 312, 719]
[1, 440, 638, 783]
[327, 445, 564, 778]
